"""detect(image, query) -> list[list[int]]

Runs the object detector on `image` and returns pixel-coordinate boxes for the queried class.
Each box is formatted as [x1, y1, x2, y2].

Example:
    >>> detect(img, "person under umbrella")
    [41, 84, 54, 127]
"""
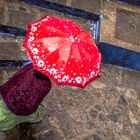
[0, 16, 101, 131]
[0, 63, 51, 131]
[24, 16, 101, 88]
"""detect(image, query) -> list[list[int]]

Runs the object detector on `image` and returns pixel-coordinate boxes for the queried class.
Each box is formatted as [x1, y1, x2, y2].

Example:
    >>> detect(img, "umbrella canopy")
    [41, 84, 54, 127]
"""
[24, 16, 101, 88]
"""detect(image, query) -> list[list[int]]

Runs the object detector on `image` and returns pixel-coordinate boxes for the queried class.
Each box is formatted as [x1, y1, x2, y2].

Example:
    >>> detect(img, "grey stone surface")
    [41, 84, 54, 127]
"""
[98, 113, 106, 121]
[0, 69, 18, 85]
[118, 96, 127, 106]
[94, 104, 101, 111]
[84, 134, 101, 140]
[0, 36, 29, 60]
[72, 0, 101, 13]
[121, 69, 140, 91]
[0, 71, 3, 85]
[0, 7, 5, 23]
[115, 8, 140, 45]
[0, 65, 140, 140]
[8, 9, 38, 29]
[0, 42, 21, 60]
[0, 42, 27, 60]
[98, 65, 122, 87]
[90, 109, 98, 118]
[100, 1, 140, 52]
[85, 121, 96, 129]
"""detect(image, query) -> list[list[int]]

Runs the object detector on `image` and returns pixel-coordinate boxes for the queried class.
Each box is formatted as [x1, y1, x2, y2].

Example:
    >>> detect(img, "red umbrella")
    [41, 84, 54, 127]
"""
[24, 16, 101, 88]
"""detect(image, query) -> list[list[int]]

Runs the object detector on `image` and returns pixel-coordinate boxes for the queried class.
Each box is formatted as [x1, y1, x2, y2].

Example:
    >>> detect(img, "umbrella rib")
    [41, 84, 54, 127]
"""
[77, 43, 94, 75]
[79, 42, 93, 59]
[44, 24, 70, 38]
[55, 40, 72, 70]
[59, 41, 78, 72]
[49, 26, 67, 36]
[77, 45, 85, 74]
[78, 32, 95, 46]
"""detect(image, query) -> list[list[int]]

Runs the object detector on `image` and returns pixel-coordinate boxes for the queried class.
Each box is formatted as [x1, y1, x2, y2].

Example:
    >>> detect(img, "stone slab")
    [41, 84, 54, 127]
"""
[115, 8, 140, 46]
[0, 42, 20, 60]
[71, 0, 101, 13]
[0, 7, 5, 23]
[0, 42, 28, 60]
[0, 65, 140, 139]
[8, 9, 38, 29]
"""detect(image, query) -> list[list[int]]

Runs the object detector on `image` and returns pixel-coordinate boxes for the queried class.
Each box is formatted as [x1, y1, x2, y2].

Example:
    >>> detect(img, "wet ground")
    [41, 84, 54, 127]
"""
[0, 64, 140, 140]
[0, 0, 140, 140]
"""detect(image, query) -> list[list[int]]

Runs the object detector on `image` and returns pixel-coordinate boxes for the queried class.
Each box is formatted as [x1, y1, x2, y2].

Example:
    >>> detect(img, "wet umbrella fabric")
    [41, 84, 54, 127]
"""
[24, 16, 101, 88]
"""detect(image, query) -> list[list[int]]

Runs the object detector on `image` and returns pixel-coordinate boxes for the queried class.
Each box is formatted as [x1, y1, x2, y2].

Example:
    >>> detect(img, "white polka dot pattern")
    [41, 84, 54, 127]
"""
[23, 16, 102, 88]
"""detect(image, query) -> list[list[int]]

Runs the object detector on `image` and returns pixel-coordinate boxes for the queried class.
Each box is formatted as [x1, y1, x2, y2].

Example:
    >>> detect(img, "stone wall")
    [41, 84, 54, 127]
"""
[0, 0, 140, 140]
[100, 0, 140, 52]
[1, 0, 140, 52]
[0, 0, 92, 31]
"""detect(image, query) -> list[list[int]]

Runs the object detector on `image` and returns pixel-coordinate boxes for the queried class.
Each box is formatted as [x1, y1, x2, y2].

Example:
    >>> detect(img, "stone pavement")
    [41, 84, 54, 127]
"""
[0, 0, 140, 140]
[0, 64, 140, 140]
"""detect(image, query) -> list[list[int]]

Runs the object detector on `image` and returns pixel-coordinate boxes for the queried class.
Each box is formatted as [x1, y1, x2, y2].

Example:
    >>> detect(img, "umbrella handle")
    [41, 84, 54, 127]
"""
[33, 69, 50, 81]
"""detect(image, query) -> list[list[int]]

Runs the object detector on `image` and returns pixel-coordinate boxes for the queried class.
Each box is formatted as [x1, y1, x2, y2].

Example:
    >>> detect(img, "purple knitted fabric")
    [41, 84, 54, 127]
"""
[0, 64, 51, 115]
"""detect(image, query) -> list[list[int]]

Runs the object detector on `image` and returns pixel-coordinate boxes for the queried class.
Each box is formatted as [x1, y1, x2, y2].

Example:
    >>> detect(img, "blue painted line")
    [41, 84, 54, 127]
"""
[0, 60, 31, 68]
[117, 0, 140, 7]
[99, 42, 140, 71]
[20, 0, 100, 21]
[0, 24, 27, 37]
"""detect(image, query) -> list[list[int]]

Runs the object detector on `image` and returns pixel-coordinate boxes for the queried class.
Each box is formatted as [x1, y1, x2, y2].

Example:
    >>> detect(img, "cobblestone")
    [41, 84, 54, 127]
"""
[0, 64, 139, 139]
[90, 109, 98, 119]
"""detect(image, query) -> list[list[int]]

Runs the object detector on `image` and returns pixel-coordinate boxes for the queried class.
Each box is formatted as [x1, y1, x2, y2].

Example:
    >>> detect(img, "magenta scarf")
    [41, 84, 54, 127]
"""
[0, 64, 51, 115]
